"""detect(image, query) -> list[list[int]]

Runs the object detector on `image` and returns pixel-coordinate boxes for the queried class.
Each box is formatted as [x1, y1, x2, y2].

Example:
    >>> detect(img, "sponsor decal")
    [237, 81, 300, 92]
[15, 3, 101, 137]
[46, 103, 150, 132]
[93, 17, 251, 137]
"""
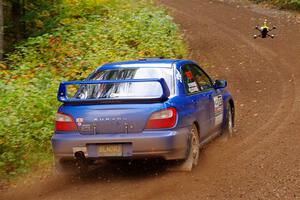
[214, 95, 224, 125]
[76, 118, 84, 126]
[188, 82, 199, 93]
[81, 124, 91, 132]
[176, 69, 182, 82]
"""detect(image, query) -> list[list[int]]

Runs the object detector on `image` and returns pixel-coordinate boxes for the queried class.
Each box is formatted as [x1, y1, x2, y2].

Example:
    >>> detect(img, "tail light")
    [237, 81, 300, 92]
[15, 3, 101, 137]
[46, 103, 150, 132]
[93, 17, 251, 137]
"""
[145, 107, 177, 129]
[55, 112, 77, 131]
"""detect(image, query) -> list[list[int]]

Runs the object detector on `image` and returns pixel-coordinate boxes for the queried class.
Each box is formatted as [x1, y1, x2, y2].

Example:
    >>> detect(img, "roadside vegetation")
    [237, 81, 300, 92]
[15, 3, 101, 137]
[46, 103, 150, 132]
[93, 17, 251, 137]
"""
[251, 0, 300, 10]
[0, 0, 187, 182]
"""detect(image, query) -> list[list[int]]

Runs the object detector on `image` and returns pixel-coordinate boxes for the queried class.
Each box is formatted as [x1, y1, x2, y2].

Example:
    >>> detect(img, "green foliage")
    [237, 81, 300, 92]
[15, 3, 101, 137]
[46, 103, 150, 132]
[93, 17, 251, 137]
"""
[21, 0, 112, 37]
[0, 0, 187, 181]
[0, 76, 58, 177]
[5, 0, 186, 80]
[251, 0, 300, 10]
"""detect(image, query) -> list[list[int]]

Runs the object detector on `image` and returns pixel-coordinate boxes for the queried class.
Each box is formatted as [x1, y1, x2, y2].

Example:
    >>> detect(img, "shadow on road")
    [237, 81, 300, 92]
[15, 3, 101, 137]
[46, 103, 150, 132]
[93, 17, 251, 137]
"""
[67, 159, 171, 183]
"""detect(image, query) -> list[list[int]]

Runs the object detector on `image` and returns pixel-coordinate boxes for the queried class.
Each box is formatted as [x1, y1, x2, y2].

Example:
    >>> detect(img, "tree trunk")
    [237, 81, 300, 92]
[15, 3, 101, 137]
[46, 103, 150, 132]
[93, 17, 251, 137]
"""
[11, 0, 23, 41]
[0, 0, 4, 59]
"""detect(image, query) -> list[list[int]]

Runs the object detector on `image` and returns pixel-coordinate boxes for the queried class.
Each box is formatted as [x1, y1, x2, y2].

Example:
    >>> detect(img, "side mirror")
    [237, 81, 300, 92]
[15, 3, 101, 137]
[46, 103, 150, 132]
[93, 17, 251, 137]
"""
[214, 80, 227, 89]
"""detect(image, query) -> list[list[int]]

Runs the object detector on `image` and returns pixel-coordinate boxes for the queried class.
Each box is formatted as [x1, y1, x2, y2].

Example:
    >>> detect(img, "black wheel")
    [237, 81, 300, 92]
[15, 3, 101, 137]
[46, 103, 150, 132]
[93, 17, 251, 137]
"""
[177, 124, 200, 171]
[224, 103, 234, 137]
[190, 124, 200, 166]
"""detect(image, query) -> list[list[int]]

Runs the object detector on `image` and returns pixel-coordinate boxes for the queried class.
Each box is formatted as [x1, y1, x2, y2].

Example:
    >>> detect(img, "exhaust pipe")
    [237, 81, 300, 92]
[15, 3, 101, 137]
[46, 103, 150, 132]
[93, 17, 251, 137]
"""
[74, 151, 86, 161]
[74, 151, 88, 172]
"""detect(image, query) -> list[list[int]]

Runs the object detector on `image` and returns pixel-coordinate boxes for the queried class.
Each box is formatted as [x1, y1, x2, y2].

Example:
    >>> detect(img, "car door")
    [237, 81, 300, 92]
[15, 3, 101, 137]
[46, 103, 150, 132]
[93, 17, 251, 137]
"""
[192, 65, 224, 133]
[180, 64, 212, 139]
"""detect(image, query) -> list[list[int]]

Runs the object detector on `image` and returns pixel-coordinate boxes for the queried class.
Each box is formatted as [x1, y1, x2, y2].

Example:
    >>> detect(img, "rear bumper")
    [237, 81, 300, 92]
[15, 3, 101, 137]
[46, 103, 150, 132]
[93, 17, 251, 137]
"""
[51, 127, 190, 161]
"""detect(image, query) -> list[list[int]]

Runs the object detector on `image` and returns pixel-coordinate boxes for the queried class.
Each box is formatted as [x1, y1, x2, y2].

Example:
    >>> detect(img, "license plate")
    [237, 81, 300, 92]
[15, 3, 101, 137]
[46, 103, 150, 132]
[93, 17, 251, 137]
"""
[98, 144, 122, 157]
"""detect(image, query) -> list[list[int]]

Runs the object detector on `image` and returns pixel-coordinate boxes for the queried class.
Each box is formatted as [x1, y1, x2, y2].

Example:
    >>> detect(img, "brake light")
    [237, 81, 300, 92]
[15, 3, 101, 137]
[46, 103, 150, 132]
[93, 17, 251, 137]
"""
[55, 113, 77, 131]
[145, 107, 177, 129]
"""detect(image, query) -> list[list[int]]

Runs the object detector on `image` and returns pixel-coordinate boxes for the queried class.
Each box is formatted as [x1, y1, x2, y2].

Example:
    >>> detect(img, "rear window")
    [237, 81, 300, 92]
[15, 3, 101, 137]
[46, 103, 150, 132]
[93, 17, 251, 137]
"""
[75, 68, 173, 99]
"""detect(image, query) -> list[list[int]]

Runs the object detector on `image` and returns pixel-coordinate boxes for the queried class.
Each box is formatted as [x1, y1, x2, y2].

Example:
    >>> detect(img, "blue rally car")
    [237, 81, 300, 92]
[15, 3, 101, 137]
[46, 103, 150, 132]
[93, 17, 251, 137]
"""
[52, 58, 234, 172]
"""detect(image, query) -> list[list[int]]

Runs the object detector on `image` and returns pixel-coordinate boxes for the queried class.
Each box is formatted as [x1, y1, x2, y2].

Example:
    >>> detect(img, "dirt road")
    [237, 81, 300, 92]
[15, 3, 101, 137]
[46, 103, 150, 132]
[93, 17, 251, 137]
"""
[1, 0, 300, 199]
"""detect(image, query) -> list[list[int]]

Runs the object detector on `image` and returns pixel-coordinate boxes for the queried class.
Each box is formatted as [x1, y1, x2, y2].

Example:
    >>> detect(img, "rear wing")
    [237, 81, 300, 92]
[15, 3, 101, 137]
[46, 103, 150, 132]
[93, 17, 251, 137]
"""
[57, 78, 170, 103]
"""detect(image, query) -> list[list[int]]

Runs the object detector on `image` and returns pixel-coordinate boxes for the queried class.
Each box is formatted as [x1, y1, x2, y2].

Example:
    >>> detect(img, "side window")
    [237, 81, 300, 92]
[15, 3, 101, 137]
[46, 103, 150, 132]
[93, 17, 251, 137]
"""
[190, 65, 213, 91]
[181, 65, 201, 94]
[181, 64, 213, 94]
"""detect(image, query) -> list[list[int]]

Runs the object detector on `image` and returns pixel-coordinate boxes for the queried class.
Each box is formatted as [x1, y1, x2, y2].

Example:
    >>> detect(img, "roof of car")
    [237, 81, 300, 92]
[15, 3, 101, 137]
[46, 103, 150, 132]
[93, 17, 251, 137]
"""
[97, 59, 194, 71]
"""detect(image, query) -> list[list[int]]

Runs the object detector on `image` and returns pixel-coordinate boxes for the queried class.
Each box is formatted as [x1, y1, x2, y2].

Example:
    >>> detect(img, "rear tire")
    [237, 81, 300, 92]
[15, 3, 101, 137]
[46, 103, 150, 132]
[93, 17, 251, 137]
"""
[177, 124, 200, 171]
[223, 103, 234, 137]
